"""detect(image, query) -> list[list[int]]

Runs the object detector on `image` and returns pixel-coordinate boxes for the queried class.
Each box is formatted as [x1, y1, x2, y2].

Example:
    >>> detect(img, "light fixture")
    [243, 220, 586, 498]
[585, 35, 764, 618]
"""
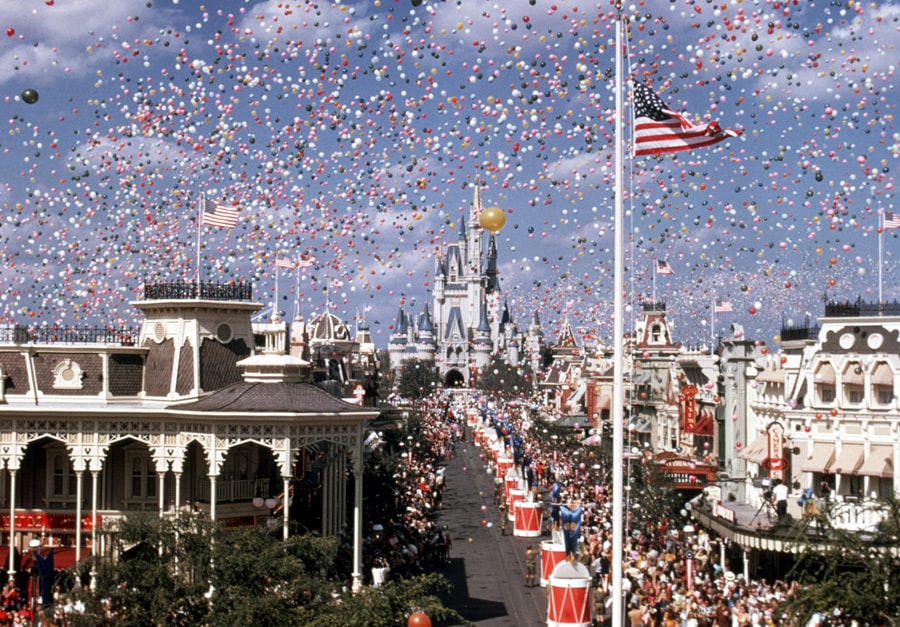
[264, 497, 278, 510]
[252, 496, 265, 509]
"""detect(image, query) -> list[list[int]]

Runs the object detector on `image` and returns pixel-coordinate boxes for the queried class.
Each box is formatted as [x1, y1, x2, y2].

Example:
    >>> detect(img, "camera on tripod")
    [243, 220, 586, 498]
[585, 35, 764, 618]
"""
[753, 477, 773, 503]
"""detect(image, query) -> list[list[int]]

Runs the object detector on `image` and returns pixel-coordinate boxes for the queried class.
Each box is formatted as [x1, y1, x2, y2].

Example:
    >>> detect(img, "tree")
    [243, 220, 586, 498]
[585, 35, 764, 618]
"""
[396, 358, 439, 401]
[777, 497, 900, 624]
[475, 356, 531, 397]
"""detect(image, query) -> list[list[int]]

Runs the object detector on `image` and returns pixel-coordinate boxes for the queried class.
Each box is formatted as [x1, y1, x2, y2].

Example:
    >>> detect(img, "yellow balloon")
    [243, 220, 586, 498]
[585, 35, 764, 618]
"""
[478, 207, 506, 234]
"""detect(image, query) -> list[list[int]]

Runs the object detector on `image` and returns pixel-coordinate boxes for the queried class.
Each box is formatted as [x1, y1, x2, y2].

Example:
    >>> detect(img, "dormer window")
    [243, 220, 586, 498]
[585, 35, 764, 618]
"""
[842, 362, 864, 405]
[650, 324, 662, 344]
[814, 362, 836, 405]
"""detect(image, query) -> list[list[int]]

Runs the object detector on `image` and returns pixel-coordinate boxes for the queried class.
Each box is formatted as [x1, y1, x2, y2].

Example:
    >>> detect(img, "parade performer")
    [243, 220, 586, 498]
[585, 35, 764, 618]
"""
[550, 479, 563, 529]
[560, 497, 583, 560]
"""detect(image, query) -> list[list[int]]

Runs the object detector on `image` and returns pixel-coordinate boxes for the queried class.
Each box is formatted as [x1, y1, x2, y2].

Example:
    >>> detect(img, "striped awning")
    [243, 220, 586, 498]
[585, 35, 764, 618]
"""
[832, 444, 864, 475]
[801, 443, 835, 474]
[857, 446, 893, 478]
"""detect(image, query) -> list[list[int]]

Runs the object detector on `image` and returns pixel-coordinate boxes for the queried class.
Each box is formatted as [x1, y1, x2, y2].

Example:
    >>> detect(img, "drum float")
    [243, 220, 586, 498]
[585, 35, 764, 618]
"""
[505, 469, 523, 501]
[547, 560, 592, 627]
[507, 488, 525, 521]
[514, 500, 543, 537]
[540, 541, 566, 587]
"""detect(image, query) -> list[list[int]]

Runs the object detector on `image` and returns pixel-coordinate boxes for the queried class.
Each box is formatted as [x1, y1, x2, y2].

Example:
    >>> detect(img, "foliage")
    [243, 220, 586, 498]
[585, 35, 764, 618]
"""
[396, 358, 440, 400]
[475, 355, 531, 397]
[777, 497, 900, 624]
[312, 573, 471, 627]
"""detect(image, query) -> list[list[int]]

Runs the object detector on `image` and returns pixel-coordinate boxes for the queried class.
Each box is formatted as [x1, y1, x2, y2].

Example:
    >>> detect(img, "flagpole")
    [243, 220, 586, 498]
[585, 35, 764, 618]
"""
[652, 260, 657, 303]
[611, 6, 626, 627]
[196, 193, 203, 293]
[879, 210, 884, 305]
[274, 264, 280, 321]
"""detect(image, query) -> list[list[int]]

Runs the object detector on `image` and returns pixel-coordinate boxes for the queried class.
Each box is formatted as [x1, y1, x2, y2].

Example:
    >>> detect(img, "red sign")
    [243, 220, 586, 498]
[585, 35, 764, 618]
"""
[767, 423, 785, 480]
[0, 512, 102, 532]
[680, 385, 698, 433]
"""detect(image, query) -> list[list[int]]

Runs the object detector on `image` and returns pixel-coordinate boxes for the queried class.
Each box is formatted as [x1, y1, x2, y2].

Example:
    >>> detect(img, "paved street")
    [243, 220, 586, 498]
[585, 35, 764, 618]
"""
[434, 435, 549, 626]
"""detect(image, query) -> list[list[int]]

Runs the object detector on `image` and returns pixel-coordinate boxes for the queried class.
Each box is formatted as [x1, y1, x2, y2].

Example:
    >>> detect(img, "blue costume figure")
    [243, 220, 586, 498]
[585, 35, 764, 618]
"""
[560, 499, 583, 559]
[549, 481, 562, 527]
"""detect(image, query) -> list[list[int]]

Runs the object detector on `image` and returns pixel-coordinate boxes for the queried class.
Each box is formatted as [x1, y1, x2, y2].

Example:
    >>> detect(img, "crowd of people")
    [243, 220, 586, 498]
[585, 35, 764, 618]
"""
[407, 391, 852, 627]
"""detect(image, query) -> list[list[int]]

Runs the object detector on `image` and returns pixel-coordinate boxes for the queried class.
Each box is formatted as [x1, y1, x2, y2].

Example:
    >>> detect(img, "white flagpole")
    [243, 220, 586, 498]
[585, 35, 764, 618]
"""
[196, 193, 203, 292]
[611, 7, 626, 627]
[652, 260, 657, 303]
[274, 264, 280, 320]
[711, 294, 716, 346]
[879, 211, 884, 305]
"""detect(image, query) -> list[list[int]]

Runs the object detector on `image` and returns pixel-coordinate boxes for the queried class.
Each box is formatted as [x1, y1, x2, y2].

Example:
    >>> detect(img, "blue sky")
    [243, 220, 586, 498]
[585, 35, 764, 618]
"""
[0, 0, 897, 349]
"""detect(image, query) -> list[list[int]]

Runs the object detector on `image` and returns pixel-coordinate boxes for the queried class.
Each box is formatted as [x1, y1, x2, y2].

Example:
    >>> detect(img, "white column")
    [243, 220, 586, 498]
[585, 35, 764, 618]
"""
[174, 472, 182, 512]
[209, 475, 217, 521]
[351, 460, 363, 593]
[158, 471, 166, 519]
[75, 471, 83, 563]
[7, 469, 16, 576]
[90, 470, 99, 591]
[282, 477, 290, 541]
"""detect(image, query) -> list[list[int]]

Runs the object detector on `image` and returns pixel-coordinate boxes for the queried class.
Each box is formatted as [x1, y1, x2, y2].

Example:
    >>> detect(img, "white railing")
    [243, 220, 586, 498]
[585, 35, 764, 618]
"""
[829, 501, 886, 533]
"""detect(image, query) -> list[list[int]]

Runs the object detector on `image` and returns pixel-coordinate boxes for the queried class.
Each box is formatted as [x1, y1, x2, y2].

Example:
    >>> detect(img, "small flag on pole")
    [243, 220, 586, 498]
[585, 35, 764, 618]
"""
[201, 199, 239, 228]
[656, 259, 674, 275]
[714, 299, 733, 313]
[275, 258, 296, 269]
[884, 211, 900, 230]
[297, 256, 316, 268]
[632, 82, 741, 156]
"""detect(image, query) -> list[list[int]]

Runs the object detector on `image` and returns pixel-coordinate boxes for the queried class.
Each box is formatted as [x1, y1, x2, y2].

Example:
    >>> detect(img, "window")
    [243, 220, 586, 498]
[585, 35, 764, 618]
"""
[47, 450, 76, 502]
[877, 389, 893, 405]
[820, 387, 835, 403]
[125, 449, 157, 502]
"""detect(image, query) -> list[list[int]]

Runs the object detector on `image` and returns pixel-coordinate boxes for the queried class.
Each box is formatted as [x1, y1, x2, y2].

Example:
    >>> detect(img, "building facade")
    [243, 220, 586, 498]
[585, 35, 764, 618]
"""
[0, 282, 379, 592]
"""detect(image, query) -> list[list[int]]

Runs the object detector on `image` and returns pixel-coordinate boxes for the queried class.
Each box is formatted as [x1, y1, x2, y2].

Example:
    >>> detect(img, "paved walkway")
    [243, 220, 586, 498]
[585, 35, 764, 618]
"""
[434, 435, 548, 626]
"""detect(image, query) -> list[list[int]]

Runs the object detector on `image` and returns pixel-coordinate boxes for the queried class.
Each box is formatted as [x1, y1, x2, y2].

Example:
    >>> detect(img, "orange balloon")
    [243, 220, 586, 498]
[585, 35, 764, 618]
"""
[478, 207, 506, 234]
[408, 612, 432, 627]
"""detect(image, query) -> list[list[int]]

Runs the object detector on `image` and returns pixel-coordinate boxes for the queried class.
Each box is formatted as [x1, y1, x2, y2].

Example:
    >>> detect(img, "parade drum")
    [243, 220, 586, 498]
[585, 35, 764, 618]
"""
[540, 541, 566, 587]
[505, 469, 523, 500]
[547, 561, 592, 627]
[508, 488, 525, 521]
[467, 409, 478, 427]
[514, 500, 543, 537]
[496, 457, 513, 479]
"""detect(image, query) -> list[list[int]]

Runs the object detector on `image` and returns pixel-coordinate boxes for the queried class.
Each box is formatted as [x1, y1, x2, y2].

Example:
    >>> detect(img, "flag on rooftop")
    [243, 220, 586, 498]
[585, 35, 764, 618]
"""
[656, 259, 674, 275]
[632, 82, 741, 156]
[715, 299, 733, 313]
[884, 211, 900, 230]
[201, 199, 239, 228]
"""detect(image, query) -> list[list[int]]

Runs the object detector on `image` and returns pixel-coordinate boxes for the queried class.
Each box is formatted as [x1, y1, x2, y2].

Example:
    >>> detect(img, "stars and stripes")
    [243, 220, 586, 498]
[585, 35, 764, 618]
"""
[632, 82, 741, 156]
[884, 211, 900, 230]
[656, 259, 674, 275]
[714, 299, 733, 313]
[201, 197, 240, 228]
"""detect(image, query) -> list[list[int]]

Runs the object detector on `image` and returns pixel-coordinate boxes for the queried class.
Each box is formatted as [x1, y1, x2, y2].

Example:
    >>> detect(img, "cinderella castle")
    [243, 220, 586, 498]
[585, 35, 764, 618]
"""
[387, 185, 544, 387]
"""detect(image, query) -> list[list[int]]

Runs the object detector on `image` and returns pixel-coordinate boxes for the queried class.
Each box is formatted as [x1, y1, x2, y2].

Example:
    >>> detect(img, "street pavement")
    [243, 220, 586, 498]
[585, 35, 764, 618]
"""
[433, 435, 549, 626]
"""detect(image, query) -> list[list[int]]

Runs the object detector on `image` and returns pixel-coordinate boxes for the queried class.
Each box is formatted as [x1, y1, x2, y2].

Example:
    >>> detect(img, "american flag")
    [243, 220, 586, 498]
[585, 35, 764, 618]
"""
[201, 197, 239, 228]
[274, 258, 295, 269]
[632, 82, 741, 156]
[297, 256, 316, 268]
[715, 299, 733, 313]
[656, 259, 674, 275]
[884, 211, 900, 230]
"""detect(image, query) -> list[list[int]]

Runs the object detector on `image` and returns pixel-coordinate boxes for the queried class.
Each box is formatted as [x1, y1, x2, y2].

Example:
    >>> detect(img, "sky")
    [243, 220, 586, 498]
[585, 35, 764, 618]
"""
[0, 0, 897, 350]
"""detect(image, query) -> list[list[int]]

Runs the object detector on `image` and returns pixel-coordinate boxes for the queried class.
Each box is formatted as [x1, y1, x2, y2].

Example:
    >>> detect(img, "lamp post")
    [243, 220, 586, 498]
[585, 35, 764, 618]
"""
[28, 538, 41, 627]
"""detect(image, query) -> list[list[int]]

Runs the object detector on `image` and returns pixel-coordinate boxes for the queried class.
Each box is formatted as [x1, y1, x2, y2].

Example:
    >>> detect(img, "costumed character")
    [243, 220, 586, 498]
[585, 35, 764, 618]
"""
[560, 498, 583, 560]
[549, 480, 563, 528]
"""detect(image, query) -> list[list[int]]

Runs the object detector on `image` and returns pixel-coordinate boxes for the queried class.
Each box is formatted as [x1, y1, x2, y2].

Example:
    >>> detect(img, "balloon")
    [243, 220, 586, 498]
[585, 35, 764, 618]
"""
[478, 207, 506, 234]
[408, 612, 431, 627]
[21, 89, 39, 104]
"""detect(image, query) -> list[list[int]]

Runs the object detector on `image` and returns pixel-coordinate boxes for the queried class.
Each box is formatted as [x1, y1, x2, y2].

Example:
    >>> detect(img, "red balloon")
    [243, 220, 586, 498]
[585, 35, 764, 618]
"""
[5, 28, 14, 37]
[408, 612, 432, 627]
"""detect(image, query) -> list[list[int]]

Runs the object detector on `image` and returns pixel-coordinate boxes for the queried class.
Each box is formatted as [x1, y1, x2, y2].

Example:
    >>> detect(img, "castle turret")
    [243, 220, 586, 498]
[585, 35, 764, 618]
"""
[417, 303, 437, 360]
[473, 301, 494, 371]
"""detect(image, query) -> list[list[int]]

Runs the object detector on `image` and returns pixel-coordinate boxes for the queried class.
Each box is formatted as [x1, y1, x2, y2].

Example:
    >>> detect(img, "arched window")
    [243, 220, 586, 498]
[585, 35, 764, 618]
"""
[814, 363, 836, 405]
[871, 362, 894, 406]
[842, 362, 864, 405]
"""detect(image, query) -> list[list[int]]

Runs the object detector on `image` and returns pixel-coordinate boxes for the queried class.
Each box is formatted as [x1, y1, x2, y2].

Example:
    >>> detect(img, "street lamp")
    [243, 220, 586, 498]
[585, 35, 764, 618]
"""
[28, 538, 41, 626]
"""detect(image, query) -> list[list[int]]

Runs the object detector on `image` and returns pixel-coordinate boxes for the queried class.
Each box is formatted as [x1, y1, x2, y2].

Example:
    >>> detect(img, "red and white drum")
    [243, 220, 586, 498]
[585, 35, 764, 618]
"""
[467, 409, 478, 427]
[507, 488, 525, 521]
[496, 457, 513, 479]
[540, 541, 566, 587]
[547, 561, 592, 627]
[505, 469, 523, 501]
[514, 500, 543, 537]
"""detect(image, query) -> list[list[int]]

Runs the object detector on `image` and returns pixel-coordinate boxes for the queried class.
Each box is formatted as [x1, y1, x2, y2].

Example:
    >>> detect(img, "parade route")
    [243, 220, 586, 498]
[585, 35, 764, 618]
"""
[434, 434, 549, 627]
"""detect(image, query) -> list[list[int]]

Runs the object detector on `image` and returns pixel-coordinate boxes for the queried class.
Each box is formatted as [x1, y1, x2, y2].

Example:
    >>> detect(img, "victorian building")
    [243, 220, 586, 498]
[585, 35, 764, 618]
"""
[0, 282, 379, 592]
